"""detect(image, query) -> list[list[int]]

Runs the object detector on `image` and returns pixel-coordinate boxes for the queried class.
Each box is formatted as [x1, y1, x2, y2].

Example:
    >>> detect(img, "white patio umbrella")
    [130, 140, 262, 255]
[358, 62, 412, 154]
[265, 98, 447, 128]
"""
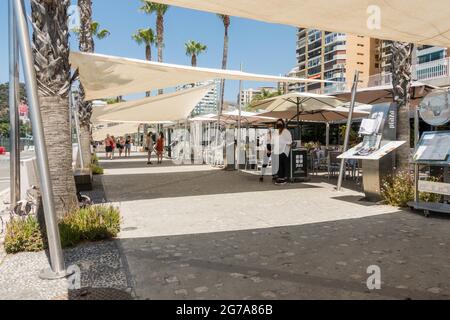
[251, 92, 349, 140]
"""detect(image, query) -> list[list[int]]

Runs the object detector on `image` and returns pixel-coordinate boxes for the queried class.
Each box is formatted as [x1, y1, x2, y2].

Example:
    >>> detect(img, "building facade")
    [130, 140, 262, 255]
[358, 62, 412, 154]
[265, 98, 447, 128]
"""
[294, 28, 383, 93]
[177, 79, 220, 116]
[238, 87, 279, 107]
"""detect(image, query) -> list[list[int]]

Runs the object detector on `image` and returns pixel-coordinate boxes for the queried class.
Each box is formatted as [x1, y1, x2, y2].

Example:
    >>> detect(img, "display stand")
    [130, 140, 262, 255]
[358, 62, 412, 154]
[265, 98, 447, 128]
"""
[338, 103, 405, 201]
[408, 131, 450, 217]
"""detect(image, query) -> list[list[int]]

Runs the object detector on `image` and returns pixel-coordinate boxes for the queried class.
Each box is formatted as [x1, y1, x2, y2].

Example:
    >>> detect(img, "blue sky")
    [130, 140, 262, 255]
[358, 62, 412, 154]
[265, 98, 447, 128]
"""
[0, 0, 297, 102]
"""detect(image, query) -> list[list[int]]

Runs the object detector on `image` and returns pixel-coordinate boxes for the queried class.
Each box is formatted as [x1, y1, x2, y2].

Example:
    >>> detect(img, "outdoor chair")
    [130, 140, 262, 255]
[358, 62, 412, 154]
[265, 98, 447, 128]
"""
[327, 151, 341, 179]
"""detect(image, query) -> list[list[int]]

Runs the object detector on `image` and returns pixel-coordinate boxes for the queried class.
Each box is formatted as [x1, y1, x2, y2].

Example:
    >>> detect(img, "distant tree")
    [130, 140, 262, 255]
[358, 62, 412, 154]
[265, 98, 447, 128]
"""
[185, 40, 207, 67]
[140, 1, 170, 95]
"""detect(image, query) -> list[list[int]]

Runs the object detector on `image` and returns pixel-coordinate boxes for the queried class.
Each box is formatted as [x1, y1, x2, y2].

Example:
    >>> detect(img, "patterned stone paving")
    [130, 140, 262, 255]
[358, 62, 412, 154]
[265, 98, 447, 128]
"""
[119, 212, 450, 300]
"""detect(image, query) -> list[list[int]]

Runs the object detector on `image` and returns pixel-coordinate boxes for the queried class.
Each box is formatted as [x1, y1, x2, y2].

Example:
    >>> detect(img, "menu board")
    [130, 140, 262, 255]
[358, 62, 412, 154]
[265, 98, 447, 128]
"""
[338, 141, 406, 160]
[414, 132, 450, 162]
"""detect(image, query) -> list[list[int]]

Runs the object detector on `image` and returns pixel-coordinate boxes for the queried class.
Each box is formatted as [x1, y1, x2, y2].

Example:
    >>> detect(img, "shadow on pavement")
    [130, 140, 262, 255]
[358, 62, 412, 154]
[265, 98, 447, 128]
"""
[93, 169, 321, 203]
[117, 212, 450, 300]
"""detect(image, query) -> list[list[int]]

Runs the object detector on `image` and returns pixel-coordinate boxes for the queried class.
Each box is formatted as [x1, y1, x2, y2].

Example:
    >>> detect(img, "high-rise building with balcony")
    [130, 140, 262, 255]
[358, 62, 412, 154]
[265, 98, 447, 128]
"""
[177, 79, 220, 116]
[294, 28, 383, 93]
[238, 87, 279, 107]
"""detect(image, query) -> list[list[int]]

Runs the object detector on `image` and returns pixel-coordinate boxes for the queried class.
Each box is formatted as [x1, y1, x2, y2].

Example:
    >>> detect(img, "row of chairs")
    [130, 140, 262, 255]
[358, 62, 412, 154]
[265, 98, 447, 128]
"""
[310, 150, 362, 181]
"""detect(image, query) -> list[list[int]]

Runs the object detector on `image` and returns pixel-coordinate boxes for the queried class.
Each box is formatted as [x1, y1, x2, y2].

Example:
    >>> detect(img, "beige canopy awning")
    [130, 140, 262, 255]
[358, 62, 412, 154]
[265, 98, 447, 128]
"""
[92, 84, 214, 123]
[70, 52, 335, 101]
[259, 106, 370, 124]
[250, 92, 348, 113]
[92, 123, 139, 141]
[332, 82, 437, 107]
[151, 0, 450, 47]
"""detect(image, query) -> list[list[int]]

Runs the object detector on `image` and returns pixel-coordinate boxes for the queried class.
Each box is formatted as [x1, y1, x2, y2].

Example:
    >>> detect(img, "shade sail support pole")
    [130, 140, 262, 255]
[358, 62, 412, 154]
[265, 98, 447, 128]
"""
[337, 71, 359, 192]
[70, 89, 85, 169]
[9, 0, 20, 207]
[237, 63, 243, 171]
[13, 0, 67, 280]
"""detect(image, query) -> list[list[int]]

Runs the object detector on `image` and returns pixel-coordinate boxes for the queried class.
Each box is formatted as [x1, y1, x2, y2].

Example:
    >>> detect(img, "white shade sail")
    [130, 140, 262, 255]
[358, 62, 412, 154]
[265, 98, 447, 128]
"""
[250, 92, 348, 113]
[92, 123, 139, 141]
[92, 84, 214, 123]
[70, 52, 335, 101]
[152, 0, 450, 47]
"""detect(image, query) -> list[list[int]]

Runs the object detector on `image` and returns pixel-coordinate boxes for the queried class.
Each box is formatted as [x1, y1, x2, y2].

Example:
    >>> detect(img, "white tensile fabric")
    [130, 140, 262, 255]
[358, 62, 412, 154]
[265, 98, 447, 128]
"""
[92, 123, 140, 141]
[70, 52, 335, 101]
[151, 0, 450, 47]
[92, 84, 215, 123]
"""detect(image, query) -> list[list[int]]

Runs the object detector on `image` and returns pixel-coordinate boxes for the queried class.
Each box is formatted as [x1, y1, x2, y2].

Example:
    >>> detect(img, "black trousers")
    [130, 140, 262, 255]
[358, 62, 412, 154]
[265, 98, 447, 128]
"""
[277, 153, 289, 180]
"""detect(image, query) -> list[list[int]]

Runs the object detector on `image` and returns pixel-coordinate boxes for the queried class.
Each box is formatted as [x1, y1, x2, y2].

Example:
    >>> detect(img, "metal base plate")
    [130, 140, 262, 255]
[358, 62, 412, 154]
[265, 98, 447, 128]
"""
[39, 268, 73, 281]
[408, 201, 450, 216]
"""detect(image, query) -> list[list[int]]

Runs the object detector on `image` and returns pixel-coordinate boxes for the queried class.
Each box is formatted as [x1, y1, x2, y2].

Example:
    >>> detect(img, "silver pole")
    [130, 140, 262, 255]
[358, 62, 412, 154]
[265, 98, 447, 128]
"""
[326, 122, 330, 149]
[237, 63, 243, 171]
[414, 108, 420, 148]
[9, 0, 20, 207]
[337, 71, 359, 191]
[13, 0, 66, 279]
[70, 91, 85, 169]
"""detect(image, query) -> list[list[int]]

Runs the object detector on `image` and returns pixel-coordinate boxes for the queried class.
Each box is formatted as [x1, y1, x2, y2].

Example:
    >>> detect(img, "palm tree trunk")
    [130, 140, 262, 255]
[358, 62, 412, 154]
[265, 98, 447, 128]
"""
[77, 0, 94, 168]
[31, 0, 78, 218]
[192, 55, 197, 67]
[220, 22, 229, 111]
[157, 14, 164, 95]
[145, 45, 152, 97]
[392, 41, 414, 173]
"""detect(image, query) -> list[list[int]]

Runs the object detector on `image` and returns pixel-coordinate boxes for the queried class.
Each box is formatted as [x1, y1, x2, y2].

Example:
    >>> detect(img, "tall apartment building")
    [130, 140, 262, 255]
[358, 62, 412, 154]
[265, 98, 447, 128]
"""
[177, 79, 220, 116]
[294, 28, 382, 93]
[238, 87, 279, 107]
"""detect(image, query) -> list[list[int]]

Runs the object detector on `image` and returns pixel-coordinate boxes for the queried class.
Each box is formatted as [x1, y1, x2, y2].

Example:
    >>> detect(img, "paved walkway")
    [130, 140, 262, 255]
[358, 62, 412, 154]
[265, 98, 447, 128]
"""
[92, 154, 450, 300]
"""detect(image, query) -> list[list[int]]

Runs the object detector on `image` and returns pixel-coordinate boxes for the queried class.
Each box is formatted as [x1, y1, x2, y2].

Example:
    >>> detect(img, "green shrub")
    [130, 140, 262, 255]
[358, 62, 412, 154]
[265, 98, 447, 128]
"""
[4, 216, 45, 254]
[90, 164, 104, 175]
[92, 154, 99, 165]
[381, 172, 442, 207]
[59, 205, 121, 248]
[4, 205, 121, 253]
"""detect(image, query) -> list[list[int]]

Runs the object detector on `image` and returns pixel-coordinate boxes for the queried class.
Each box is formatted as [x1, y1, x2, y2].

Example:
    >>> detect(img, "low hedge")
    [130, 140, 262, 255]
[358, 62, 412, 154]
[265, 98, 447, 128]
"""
[4, 205, 121, 254]
[381, 172, 442, 207]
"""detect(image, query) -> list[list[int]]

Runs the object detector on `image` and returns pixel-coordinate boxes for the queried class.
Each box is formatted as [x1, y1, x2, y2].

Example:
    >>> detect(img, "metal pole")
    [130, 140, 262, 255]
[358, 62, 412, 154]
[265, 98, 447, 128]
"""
[326, 122, 330, 149]
[237, 63, 243, 170]
[13, 0, 66, 279]
[9, 0, 20, 206]
[70, 91, 85, 169]
[297, 99, 301, 141]
[337, 71, 359, 191]
[414, 108, 420, 148]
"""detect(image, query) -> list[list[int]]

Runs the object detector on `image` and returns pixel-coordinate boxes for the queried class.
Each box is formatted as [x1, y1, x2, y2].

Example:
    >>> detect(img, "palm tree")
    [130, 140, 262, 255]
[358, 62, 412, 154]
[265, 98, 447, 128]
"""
[217, 15, 230, 112]
[74, 0, 110, 170]
[132, 28, 155, 62]
[132, 28, 155, 97]
[391, 41, 414, 172]
[140, 1, 169, 95]
[31, 0, 78, 217]
[185, 40, 207, 67]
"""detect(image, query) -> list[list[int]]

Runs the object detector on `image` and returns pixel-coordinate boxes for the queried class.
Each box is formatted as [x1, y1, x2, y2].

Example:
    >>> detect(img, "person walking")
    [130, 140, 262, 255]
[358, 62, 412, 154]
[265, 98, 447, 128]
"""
[125, 136, 132, 157]
[272, 119, 292, 185]
[146, 132, 154, 165]
[111, 136, 116, 160]
[156, 132, 165, 164]
[105, 134, 113, 160]
[118, 137, 125, 158]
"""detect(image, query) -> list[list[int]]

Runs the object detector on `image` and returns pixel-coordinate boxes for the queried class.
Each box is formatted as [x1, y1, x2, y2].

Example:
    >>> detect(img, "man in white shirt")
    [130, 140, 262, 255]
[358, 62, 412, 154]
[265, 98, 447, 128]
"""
[272, 119, 293, 185]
